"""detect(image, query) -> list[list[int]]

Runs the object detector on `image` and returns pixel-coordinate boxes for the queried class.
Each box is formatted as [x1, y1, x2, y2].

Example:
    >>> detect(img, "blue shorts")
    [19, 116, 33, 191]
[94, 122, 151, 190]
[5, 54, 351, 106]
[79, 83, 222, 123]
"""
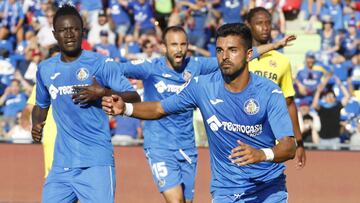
[42, 165, 116, 203]
[144, 148, 198, 200]
[212, 176, 288, 203]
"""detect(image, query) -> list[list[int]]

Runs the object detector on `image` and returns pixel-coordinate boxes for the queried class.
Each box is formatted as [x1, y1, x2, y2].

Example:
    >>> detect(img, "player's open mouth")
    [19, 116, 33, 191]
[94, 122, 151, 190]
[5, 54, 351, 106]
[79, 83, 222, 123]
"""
[174, 54, 183, 62]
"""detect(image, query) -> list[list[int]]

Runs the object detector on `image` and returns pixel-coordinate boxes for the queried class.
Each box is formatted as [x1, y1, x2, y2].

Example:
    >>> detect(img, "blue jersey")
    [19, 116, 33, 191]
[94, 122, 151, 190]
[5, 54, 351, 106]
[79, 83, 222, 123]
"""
[220, 0, 243, 24]
[161, 72, 293, 196]
[122, 56, 218, 149]
[36, 51, 134, 168]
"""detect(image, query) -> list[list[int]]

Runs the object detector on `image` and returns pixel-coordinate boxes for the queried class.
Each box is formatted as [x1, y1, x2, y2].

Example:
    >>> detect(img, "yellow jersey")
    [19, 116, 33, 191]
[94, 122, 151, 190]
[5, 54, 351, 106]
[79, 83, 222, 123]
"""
[249, 50, 296, 98]
[28, 85, 57, 177]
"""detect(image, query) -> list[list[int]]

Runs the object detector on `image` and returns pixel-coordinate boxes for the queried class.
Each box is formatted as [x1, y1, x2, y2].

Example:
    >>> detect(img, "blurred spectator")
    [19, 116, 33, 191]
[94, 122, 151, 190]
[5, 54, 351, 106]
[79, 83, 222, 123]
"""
[111, 115, 143, 144]
[180, 0, 209, 49]
[5, 107, 32, 143]
[317, 16, 340, 53]
[319, 0, 344, 31]
[107, 0, 131, 45]
[298, 100, 321, 144]
[295, 51, 325, 100]
[214, 0, 246, 24]
[120, 0, 156, 35]
[125, 39, 160, 60]
[0, 79, 28, 136]
[24, 49, 42, 83]
[79, 0, 103, 28]
[0, 49, 15, 94]
[88, 10, 116, 46]
[93, 30, 122, 61]
[153, 0, 175, 30]
[0, 0, 25, 43]
[339, 20, 359, 60]
[36, 7, 57, 51]
[120, 34, 141, 57]
[350, 118, 360, 150]
[312, 74, 350, 150]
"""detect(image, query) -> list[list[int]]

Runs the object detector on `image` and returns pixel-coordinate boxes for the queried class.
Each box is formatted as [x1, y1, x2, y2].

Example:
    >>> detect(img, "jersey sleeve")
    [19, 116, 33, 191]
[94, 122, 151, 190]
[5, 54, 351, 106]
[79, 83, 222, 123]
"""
[122, 59, 152, 80]
[35, 66, 51, 108]
[279, 59, 296, 98]
[161, 78, 198, 114]
[100, 59, 135, 92]
[267, 88, 294, 140]
[198, 57, 219, 75]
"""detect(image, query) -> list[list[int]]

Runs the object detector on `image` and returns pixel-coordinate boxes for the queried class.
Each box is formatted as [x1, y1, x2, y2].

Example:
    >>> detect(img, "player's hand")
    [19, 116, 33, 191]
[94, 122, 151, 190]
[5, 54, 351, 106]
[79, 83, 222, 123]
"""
[31, 122, 46, 143]
[295, 146, 306, 169]
[274, 35, 296, 49]
[102, 95, 125, 116]
[229, 140, 266, 166]
[72, 77, 105, 104]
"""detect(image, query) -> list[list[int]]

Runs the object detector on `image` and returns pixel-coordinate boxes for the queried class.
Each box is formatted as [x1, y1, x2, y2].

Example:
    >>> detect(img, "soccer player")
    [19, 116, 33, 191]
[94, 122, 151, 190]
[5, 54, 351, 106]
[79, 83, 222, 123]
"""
[246, 7, 306, 168]
[102, 23, 296, 203]
[74, 26, 218, 203]
[72, 25, 296, 203]
[31, 4, 140, 203]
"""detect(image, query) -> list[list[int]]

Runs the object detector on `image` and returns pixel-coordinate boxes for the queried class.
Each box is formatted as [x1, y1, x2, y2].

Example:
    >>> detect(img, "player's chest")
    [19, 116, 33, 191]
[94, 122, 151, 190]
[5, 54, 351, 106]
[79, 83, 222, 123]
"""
[249, 60, 284, 83]
[44, 66, 94, 97]
[148, 69, 197, 95]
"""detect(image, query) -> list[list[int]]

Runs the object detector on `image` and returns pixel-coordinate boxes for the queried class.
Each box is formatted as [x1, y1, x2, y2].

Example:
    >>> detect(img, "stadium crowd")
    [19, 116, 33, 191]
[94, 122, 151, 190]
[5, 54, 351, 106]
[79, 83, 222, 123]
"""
[0, 0, 359, 150]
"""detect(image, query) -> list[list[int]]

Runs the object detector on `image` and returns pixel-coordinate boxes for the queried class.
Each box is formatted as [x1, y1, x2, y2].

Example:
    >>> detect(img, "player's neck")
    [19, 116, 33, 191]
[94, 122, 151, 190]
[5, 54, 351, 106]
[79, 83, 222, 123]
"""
[223, 67, 250, 93]
[252, 39, 266, 47]
[60, 49, 82, 63]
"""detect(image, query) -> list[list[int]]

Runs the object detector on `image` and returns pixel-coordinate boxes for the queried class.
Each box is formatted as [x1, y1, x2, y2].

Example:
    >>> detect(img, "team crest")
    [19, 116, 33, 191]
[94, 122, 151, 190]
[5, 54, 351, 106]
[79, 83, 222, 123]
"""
[183, 70, 192, 81]
[244, 98, 260, 115]
[269, 60, 277, 68]
[158, 179, 166, 187]
[76, 68, 89, 81]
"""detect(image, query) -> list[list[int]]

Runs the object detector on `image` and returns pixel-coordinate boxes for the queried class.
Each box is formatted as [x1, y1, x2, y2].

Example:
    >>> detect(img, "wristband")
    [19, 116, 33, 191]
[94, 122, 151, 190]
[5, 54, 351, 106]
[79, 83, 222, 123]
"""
[124, 103, 133, 116]
[261, 148, 274, 162]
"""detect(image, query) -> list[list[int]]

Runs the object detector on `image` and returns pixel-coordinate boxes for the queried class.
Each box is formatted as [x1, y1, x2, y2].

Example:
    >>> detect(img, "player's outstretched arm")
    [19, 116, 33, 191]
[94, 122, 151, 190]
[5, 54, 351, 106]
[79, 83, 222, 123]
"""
[252, 35, 296, 59]
[229, 136, 296, 166]
[31, 105, 49, 143]
[102, 95, 166, 120]
[72, 77, 141, 104]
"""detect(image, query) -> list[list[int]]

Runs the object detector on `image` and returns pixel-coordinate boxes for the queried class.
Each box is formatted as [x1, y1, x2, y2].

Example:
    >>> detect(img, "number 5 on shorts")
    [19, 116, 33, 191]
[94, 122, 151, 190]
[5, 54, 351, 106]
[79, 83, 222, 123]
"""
[152, 162, 168, 179]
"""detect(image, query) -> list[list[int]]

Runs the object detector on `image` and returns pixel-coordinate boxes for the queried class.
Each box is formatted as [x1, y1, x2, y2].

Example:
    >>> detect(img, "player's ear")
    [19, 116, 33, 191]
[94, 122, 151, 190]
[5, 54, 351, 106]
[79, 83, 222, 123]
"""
[246, 48, 253, 62]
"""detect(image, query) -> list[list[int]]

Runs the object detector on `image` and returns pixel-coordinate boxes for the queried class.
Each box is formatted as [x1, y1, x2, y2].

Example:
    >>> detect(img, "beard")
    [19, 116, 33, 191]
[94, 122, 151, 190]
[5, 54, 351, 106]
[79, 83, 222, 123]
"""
[165, 52, 185, 71]
[220, 59, 247, 84]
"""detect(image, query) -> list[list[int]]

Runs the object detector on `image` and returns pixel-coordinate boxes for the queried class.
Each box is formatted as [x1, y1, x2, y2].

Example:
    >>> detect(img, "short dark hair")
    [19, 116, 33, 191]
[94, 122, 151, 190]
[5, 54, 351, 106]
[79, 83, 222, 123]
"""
[216, 23, 252, 50]
[246, 7, 271, 23]
[162, 26, 187, 44]
[53, 3, 83, 30]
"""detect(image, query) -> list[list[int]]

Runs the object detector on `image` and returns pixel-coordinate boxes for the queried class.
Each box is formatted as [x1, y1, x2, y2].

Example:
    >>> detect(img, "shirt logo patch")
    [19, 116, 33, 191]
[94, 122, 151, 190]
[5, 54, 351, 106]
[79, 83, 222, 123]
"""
[162, 73, 172, 78]
[210, 99, 224, 105]
[183, 70, 192, 81]
[206, 115, 263, 137]
[49, 84, 59, 100]
[269, 59, 277, 68]
[50, 72, 61, 80]
[244, 98, 260, 115]
[76, 68, 89, 81]
[272, 89, 283, 94]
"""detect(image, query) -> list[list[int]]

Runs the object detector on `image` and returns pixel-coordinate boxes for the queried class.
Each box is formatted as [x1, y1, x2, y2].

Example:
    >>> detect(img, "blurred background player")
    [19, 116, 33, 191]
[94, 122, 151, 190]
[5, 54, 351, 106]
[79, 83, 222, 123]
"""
[246, 7, 306, 168]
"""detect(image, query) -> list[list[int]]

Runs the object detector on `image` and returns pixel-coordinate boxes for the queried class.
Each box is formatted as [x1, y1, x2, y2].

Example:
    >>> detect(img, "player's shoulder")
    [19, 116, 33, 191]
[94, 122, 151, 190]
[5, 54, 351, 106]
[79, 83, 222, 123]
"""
[267, 50, 290, 63]
[196, 70, 221, 83]
[38, 54, 59, 72]
[252, 73, 282, 93]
